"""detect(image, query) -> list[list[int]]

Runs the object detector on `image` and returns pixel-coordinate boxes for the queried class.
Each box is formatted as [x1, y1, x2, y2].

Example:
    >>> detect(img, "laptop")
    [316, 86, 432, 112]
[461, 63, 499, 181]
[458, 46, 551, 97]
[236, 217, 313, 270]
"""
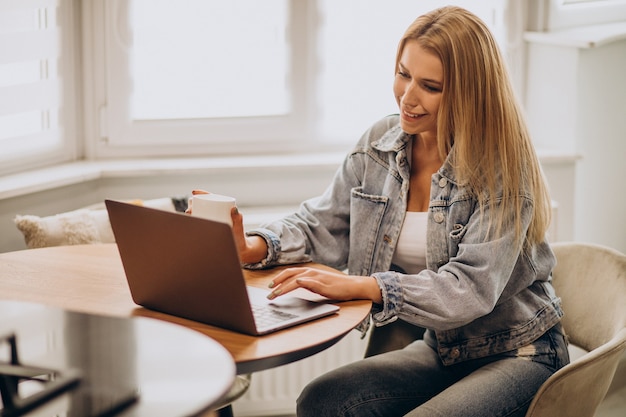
[104, 199, 339, 335]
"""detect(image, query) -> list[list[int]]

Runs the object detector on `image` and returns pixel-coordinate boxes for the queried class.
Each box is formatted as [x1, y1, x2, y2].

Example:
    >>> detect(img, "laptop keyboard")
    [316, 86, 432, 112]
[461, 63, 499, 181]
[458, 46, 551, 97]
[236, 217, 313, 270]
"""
[252, 304, 299, 328]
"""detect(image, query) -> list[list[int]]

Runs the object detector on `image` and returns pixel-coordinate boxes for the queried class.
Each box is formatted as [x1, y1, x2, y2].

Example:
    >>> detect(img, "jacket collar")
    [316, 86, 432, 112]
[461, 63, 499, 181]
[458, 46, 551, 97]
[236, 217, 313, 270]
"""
[371, 122, 460, 185]
[371, 124, 411, 153]
[438, 155, 458, 185]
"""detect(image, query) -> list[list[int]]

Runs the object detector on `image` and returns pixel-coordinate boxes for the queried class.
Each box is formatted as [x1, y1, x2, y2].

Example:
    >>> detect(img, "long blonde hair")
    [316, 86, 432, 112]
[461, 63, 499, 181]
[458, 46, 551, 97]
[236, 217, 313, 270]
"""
[396, 6, 551, 246]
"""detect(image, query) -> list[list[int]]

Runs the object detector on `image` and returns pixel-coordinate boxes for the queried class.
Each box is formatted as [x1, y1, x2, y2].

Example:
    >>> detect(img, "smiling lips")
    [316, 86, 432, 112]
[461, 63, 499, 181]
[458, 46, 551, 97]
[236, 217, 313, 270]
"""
[403, 109, 426, 119]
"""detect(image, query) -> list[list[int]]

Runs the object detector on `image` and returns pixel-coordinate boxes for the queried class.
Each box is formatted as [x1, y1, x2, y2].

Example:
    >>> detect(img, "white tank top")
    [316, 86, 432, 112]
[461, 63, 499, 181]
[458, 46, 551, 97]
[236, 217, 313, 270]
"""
[391, 211, 428, 274]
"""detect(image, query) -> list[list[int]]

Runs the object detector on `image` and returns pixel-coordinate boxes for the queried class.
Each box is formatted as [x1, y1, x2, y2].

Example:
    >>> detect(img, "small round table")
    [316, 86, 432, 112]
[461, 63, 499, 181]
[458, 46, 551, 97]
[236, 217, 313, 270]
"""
[0, 300, 235, 417]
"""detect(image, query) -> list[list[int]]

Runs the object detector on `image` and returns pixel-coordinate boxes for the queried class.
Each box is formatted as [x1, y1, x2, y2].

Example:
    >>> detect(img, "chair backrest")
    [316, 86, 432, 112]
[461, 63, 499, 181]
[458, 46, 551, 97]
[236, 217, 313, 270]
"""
[525, 242, 626, 417]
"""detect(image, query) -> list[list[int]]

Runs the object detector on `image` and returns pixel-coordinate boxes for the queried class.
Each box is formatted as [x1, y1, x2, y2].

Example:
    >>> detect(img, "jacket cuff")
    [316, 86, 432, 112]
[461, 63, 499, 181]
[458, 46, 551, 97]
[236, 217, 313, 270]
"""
[371, 271, 403, 324]
[242, 228, 281, 269]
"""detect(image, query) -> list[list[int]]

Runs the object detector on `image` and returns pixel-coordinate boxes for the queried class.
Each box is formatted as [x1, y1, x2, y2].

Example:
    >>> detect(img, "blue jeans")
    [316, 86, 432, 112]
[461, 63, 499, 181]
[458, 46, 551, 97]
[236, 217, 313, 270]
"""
[296, 324, 569, 417]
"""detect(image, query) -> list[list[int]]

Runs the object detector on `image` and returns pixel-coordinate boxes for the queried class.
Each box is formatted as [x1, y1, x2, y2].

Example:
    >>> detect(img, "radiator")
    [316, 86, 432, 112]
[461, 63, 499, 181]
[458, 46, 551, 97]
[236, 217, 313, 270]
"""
[232, 330, 368, 416]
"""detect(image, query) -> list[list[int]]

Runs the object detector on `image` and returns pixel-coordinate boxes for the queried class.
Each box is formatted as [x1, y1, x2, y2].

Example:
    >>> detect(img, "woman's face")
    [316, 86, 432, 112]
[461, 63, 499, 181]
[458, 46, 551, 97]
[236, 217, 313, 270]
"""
[393, 40, 443, 139]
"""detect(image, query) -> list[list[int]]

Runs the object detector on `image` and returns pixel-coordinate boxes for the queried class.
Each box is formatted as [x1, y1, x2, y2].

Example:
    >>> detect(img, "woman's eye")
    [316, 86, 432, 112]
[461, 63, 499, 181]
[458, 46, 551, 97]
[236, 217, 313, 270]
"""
[397, 71, 410, 79]
[423, 83, 441, 93]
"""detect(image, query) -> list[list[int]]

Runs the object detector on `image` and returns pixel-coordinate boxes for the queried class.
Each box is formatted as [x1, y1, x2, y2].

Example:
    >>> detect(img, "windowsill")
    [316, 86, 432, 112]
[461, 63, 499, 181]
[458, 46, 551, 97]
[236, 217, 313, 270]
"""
[0, 152, 347, 201]
[524, 21, 626, 48]
[0, 150, 581, 202]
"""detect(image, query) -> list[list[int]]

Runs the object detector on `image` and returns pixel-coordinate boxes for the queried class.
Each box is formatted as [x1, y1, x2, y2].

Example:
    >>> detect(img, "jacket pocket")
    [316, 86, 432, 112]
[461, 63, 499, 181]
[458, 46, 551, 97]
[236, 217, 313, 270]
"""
[350, 186, 388, 275]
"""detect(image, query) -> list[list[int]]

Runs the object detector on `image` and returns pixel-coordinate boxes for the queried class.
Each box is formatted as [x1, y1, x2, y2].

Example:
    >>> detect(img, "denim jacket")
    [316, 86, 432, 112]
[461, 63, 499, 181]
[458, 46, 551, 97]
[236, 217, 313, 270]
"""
[247, 115, 563, 365]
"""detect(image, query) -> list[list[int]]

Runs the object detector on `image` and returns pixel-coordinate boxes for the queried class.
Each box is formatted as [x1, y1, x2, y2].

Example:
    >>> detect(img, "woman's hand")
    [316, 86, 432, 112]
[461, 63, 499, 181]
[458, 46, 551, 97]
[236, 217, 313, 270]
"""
[231, 204, 268, 264]
[267, 267, 382, 303]
[187, 189, 268, 264]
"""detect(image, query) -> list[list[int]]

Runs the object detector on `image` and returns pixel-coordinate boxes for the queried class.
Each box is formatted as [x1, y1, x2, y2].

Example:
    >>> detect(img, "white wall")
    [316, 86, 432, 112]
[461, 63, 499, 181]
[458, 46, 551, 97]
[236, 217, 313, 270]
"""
[525, 24, 626, 254]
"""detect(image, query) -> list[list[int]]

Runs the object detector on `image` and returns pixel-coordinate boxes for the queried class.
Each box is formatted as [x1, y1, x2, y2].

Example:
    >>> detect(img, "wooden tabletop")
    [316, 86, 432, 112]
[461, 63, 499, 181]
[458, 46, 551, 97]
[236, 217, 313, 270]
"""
[0, 244, 371, 374]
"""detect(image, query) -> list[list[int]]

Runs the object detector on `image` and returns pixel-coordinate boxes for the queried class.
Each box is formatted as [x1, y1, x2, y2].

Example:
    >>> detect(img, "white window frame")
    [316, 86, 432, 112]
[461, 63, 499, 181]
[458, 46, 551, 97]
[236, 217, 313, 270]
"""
[83, 0, 334, 160]
[527, 0, 626, 31]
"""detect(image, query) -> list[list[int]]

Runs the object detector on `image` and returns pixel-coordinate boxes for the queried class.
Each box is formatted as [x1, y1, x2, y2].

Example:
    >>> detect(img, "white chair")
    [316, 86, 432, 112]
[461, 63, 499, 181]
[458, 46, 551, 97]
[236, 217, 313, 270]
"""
[525, 242, 626, 417]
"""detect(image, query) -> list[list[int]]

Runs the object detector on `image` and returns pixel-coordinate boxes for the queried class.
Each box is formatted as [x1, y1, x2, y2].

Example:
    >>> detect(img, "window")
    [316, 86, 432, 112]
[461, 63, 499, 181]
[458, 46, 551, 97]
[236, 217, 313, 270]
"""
[0, 0, 77, 176]
[89, 0, 503, 159]
[92, 0, 311, 158]
[131, 1, 290, 121]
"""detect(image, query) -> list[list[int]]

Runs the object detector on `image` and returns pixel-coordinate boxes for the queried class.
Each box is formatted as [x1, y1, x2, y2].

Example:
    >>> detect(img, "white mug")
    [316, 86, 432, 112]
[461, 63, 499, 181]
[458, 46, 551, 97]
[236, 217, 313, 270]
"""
[191, 193, 236, 226]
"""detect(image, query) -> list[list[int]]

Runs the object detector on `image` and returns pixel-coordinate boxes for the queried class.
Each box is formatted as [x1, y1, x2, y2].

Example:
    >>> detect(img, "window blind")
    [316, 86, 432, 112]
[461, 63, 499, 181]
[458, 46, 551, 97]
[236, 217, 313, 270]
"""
[0, 0, 73, 175]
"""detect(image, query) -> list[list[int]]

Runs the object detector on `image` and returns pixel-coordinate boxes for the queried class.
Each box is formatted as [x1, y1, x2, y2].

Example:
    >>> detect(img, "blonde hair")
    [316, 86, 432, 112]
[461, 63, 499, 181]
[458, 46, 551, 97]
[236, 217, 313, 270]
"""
[396, 6, 551, 246]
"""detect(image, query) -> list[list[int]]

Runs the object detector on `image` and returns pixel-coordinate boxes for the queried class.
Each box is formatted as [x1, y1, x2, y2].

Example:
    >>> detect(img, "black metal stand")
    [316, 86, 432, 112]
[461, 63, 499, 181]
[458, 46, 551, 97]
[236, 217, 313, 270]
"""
[0, 333, 81, 417]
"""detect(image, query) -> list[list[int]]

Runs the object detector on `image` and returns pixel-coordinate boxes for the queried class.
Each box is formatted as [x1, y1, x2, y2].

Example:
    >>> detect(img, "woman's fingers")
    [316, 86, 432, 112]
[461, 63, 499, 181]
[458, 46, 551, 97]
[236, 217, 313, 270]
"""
[267, 267, 311, 299]
[186, 189, 211, 214]
[191, 189, 210, 195]
[269, 267, 308, 287]
[230, 207, 248, 254]
[267, 267, 348, 300]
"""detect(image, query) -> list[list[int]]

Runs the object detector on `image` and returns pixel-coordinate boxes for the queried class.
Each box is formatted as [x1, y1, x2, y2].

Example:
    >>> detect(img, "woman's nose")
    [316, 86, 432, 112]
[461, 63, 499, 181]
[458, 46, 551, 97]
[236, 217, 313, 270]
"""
[402, 82, 420, 107]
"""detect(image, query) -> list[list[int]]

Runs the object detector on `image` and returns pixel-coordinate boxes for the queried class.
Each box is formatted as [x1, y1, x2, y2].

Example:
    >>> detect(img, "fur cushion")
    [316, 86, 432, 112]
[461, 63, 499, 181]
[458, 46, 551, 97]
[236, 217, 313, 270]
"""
[14, 197, 188, 249]
[15, 208, 112, 248]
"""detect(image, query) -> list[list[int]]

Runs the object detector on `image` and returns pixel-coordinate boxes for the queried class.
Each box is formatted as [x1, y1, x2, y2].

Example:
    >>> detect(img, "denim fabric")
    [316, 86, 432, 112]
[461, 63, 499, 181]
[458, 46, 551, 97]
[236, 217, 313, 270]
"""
[296, 324, 570, 417]
[245, 115, 564, 365]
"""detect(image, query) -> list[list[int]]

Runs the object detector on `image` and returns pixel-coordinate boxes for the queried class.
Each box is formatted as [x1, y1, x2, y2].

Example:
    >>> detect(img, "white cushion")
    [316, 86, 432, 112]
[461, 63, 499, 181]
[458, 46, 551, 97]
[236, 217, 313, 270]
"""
[14, 198, 179, 249]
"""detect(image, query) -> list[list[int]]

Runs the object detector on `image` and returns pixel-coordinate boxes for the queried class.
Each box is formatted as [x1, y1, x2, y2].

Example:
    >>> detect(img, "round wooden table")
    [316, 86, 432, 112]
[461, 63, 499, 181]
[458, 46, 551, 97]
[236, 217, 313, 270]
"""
[0, 244, 372, 374]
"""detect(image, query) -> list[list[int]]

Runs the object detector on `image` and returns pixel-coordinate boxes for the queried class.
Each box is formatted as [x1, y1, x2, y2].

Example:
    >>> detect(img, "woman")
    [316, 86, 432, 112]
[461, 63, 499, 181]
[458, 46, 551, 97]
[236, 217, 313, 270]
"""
[195, 6, 569, 416]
